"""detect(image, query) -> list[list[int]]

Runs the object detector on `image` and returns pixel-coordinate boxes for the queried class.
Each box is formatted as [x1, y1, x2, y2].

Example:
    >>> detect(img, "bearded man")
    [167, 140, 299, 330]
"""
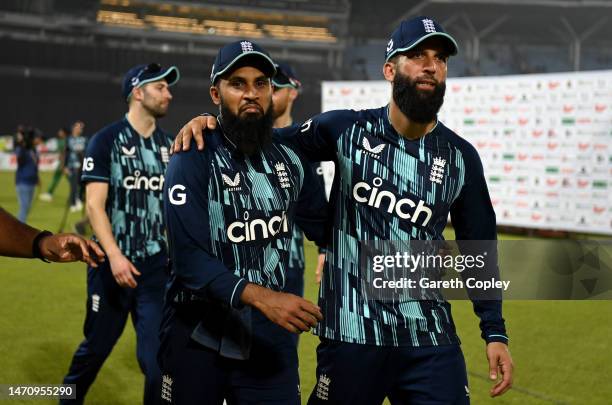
[173, 16, 515, 404]
[159, 41, 328, 405]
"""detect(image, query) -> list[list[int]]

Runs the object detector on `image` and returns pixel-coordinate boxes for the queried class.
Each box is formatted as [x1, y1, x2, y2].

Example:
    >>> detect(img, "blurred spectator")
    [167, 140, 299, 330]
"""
[65, 121, 87, 212]
[14, 127, 42, 222]
[39, 127, 69, 202]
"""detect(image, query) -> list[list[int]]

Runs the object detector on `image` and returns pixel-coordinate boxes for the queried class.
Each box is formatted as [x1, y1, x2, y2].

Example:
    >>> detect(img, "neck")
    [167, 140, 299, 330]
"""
[273, 110, 293, 129]
[126, 107, 156, 138]
[388, 99, 436, 140]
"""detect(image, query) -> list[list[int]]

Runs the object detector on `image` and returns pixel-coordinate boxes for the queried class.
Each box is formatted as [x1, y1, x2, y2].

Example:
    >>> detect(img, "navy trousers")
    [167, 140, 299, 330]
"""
[158, 303, 300, 405]
[61, 251, 168, 405]
[308, 338, 470, 405]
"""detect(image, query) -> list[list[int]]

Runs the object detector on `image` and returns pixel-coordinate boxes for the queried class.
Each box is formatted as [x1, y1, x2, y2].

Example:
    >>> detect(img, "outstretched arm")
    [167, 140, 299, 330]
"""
[0, 207, 104, 266]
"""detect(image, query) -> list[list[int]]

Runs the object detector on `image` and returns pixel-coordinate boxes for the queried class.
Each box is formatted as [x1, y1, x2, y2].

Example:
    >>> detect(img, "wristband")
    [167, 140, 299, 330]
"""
[32, 230, 53, 262]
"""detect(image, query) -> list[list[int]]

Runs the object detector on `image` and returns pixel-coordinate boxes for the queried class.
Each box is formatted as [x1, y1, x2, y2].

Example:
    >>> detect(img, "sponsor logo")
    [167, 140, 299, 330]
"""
[92, 294, 100, 312]
[301, 118, 312, 133]
[595, 104, 607, 113]
[227, 211, 289, 243]
[222, 172, 242, 191]
[168, 184, 186, 205]
[83, 157, 94, 171]
[361, 137, 386, 158]
[352, 177, 433, 226]
[122, 146, 136, 157]
[386, 39, 393, 54]
[123, 170, 164, 190]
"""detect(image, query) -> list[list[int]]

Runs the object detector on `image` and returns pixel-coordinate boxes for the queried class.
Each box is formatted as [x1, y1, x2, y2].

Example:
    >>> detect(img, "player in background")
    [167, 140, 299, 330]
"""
[173, 16, 514, 404]
[61, 63, 179, 405]
[160, 40, 327, 405]
[65, 121, 87, 212]
[271, 63, 327, 312]
[39, 127, 69, 202]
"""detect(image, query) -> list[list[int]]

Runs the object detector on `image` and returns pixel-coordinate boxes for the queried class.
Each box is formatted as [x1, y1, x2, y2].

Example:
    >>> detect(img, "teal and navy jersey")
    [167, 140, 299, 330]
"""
[66, 135, 87, 169]
[81, 117, 172, 262]
[277, 106, 507, 347]
[163, 129, 328, 310]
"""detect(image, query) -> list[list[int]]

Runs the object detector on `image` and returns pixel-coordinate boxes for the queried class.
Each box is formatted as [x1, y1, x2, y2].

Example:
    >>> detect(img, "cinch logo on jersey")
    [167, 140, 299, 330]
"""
[361, 137, 386, 159]
[123, 170, 164, 190]
[352, 177, 433, 226]
[227, 211, 290, 243]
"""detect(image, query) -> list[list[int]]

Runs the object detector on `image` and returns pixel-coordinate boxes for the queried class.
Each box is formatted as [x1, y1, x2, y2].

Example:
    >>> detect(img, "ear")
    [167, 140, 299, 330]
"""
[210, 85, 221, 106]
[288, 88, 298, 102]
[131, 86, 145, 102]
[382, 61, 396, 83]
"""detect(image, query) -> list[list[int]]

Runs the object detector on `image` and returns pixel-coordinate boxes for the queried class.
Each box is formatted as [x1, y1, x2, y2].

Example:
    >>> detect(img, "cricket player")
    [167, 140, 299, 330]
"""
[65, 121, 87, 212]
[271, 63, 327, 302]
[174, 16, 514, 404]
[61, 63, 179, 405]
[159, 40, 327, 405]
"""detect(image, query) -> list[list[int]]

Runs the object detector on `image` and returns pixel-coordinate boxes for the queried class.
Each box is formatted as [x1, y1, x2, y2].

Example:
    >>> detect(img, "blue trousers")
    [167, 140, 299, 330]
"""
[61, 251, 169, 405]
[308, 339, 470, 405]
[16, 183, 35, 222]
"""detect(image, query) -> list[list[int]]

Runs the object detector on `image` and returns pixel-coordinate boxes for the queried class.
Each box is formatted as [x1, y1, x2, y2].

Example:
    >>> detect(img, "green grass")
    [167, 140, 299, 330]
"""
[1, 171, 611, 404]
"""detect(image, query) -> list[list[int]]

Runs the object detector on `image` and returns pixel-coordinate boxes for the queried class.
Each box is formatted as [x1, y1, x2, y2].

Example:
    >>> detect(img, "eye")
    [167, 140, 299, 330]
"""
[408, 51, 424, 59]
[255, 79, 268, 88]
[229, 80, 244, 89]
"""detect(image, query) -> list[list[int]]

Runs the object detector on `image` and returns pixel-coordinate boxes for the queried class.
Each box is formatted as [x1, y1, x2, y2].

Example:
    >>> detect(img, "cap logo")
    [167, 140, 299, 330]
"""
[422, 19, 436, 33]
[210, 64, 215, 79]
[240, 41, 254, 52]
[386, 39, 394, 54]
[131, 77, 140, 86]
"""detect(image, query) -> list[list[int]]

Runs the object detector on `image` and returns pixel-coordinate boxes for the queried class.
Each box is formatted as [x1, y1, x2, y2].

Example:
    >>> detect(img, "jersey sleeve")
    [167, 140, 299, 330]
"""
[449, 140, 509, 345]
[81, 132, 112, 183]
[275, 109, 356, 162]
[294, 158, 330, 248]
[163, 145, 247, 308]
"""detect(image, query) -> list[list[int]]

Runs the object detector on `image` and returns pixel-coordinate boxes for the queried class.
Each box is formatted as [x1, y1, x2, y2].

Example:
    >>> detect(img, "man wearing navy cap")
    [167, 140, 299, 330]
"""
[159, 40, 327, 404]
[61, 63, 179, 405]
[175, 15, 515, 404]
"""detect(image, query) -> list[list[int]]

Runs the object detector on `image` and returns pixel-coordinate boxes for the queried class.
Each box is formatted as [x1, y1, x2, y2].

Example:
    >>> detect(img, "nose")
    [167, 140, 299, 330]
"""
[244, 84, 259, 101]
[423, 55, 436, 74]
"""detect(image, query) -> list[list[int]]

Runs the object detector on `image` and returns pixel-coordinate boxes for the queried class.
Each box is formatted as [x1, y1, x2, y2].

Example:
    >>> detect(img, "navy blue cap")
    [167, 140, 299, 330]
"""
[122, 63, 180, 100]
[272, 62, 301, 89]
[210, 40, 276, 83]
[385, 16, 458, 61]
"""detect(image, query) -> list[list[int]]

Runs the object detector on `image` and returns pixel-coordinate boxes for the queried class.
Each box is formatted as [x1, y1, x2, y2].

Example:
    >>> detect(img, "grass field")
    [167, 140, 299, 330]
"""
[1, 170, 611, 405]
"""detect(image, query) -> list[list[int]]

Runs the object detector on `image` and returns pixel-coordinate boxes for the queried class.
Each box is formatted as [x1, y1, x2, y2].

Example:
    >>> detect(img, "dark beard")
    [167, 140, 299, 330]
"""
[392, 72, 446, 124]
[219, 102, 273, 157]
